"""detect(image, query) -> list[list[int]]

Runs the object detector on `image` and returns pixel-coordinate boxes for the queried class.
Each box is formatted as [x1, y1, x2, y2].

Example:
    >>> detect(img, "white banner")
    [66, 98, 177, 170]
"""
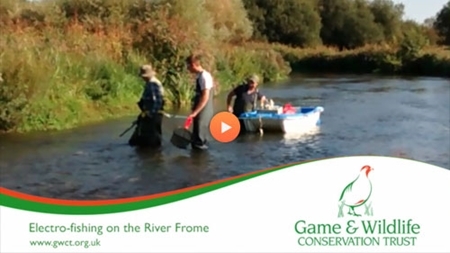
[1, 156, 449, 252]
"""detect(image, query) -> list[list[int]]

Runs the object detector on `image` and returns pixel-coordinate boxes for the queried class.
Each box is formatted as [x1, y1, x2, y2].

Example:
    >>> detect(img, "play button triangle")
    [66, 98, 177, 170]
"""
[221, 122, 231, 133]
[209, 112, 241, 143]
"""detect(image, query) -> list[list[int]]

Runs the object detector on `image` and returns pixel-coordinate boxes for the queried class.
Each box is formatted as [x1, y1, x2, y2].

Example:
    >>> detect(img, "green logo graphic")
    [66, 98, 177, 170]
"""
[294, 164, 422, 247]
[338, 165, 374, 218]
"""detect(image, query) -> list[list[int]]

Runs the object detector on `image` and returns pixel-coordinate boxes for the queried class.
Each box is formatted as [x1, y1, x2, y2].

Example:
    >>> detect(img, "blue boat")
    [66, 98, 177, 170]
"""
[239, 106, 324, 133]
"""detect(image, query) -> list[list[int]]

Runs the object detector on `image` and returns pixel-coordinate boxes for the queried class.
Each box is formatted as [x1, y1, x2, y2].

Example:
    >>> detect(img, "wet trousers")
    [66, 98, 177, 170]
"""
[191, 112, 212, 149]
[128, 113, 163, 148]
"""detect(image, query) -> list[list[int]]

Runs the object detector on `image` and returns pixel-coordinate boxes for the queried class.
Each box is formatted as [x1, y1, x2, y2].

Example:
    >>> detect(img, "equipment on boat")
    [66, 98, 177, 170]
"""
[170, 117, 193, 149]
[239, 103, 324, 134]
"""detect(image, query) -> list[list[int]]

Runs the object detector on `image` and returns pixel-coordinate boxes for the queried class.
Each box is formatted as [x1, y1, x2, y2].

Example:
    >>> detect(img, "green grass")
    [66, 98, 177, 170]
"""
[1, 0, 448, 134]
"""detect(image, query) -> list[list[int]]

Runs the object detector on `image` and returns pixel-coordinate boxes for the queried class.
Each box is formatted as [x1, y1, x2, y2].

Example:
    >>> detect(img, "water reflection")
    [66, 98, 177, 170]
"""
[0, 76, 448, 199]
[409, 88, 426, 93]
[282, 127, 321, 143]
[134, 146, 164, 161]
[235, 133, 265, 143]
[367, 87, 392, 93]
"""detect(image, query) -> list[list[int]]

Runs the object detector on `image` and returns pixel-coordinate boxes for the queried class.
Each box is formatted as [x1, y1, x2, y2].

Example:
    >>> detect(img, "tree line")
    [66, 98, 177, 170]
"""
[0, 0, 449, 132]
[243, 0, 450, 49]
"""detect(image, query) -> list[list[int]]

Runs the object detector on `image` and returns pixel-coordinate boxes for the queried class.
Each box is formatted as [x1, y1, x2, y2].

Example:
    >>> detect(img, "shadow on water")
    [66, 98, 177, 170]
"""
[1, 75, 449, 199]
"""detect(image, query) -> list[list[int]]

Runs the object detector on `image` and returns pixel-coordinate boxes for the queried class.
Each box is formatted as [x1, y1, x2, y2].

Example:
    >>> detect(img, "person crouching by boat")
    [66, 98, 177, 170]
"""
[128, 64, 165, 148]
[226, 74, 267, 133]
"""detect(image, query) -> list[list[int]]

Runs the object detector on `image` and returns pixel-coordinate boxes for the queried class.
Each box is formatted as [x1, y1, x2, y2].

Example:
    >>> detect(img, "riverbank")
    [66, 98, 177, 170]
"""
[0, 45, 450, 132]
[1, 1, 449, 134]
[271, 44, 450, 77]
[0, 41, 291, 133]
[1, 43, 449, 134]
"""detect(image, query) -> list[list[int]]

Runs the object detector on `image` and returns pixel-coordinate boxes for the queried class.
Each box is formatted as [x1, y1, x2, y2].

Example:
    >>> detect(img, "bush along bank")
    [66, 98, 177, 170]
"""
[1, 0, 449, 133]
[270, 44, 450, 77]
[0, 0, 290, 133]
[0, 42, 290, 134]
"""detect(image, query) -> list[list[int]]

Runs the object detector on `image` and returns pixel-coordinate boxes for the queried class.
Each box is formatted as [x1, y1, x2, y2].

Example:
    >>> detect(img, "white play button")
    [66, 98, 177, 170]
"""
[210, 112, 241, 143]
[221, 122, 231, 133]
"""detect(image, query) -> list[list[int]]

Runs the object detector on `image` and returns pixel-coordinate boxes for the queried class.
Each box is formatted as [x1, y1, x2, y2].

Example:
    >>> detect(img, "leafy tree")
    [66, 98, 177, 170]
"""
[347, 0, 384, 47]
[399, 20, 429, 59]
[319, 0, 383, 49]
[204, 0, 253, 43]
[243, 0, 443, 49]
[423, 17, 440, 45]
[318, 0, 353, 49]
[434, 1, 450, 45]
[243, 0, 322, 47]
[242, 0, 267, 41]
[368, 0, 404, 44]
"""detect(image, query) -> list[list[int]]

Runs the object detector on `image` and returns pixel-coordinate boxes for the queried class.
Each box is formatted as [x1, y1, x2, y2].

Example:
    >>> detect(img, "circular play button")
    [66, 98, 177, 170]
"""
[209, 112, 240, 143]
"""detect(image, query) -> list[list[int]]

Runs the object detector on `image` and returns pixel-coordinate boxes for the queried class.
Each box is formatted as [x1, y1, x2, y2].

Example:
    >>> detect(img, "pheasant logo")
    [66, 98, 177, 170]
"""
[338, 165, 374, 218]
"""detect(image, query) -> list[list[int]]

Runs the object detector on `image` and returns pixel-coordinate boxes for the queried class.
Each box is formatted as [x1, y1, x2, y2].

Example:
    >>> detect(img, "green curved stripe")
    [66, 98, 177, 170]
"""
[0, 163, 298, 215]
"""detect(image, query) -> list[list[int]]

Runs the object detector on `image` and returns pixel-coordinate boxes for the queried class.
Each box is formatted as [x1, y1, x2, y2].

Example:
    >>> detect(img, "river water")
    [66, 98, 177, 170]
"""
[0, 75, 449, 200]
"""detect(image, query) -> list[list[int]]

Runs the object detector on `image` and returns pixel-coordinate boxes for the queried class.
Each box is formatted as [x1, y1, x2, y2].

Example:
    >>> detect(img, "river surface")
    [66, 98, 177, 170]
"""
[0, 75, 449, 200]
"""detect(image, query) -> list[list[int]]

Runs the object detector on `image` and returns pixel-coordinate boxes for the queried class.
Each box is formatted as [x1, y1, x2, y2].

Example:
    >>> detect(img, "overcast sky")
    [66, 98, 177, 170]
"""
[392, 0, 448, 22]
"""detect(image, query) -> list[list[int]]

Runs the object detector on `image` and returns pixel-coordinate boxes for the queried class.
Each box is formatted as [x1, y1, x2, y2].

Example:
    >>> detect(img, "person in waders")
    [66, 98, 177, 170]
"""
[186, 54, 215, 150]
[226, 74, 267, 134]
[128, 64, 165, 149]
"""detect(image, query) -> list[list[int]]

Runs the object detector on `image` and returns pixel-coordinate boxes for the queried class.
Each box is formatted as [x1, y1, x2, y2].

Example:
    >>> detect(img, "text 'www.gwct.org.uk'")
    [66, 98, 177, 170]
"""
[29, 239, 101, 249]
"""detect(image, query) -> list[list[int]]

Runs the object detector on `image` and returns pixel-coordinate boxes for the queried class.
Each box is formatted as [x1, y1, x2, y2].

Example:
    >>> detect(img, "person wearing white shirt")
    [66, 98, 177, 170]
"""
[186, 54, 215, 150]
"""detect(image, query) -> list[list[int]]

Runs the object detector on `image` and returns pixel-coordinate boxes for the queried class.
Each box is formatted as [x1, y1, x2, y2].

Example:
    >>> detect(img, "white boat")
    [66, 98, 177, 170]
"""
[239, 106, 324, 134]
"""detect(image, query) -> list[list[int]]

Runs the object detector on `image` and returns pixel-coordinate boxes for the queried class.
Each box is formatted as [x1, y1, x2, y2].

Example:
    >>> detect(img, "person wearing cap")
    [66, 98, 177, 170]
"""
[128, 64, 165, 148]
[186, 53, 215, 150]
[226, 74, 267, 133]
